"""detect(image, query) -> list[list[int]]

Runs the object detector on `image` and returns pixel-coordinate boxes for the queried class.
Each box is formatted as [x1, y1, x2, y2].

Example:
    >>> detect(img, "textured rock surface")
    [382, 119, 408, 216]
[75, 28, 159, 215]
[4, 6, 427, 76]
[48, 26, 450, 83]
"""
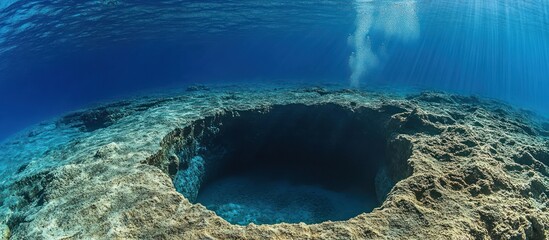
[0, 83, 548, 239]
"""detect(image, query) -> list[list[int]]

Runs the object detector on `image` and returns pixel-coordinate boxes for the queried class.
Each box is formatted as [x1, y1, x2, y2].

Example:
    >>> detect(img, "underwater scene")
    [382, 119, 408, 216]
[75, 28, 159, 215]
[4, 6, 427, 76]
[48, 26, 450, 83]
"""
[0, 0, 548, 239]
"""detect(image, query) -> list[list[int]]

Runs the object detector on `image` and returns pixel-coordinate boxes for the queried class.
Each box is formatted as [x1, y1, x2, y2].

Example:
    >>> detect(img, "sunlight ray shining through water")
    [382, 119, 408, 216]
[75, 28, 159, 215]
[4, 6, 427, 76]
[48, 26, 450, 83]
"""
[0, 0, 548, 139]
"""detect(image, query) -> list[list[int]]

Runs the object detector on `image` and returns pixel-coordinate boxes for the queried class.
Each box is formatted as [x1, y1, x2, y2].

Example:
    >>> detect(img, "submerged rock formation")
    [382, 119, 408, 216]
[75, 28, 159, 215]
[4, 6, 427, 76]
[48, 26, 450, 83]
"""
[0, 84, 547, 239]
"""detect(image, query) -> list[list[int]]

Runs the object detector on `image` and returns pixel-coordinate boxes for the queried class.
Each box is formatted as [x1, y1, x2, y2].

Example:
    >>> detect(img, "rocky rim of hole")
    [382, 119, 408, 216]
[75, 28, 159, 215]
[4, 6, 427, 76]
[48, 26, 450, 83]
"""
[145, 103, 414, 224]
[0, 87, 547, 239]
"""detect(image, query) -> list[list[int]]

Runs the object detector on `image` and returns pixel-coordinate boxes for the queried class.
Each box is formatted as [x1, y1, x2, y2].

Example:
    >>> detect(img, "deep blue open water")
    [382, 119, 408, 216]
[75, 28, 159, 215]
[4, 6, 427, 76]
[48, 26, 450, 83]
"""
[0, 0, 548, 140]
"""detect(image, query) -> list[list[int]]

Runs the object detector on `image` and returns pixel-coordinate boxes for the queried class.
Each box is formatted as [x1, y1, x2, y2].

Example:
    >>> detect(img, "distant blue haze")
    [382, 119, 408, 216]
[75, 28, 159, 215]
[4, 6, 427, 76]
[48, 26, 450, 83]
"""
[0, 0, 548, 141]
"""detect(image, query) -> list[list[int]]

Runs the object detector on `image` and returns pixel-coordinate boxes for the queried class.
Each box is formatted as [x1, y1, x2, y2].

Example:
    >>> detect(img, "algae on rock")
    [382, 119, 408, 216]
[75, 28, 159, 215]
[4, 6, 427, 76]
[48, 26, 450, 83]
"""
[0, 224, 9, 240]
[0, 84, 547, 239]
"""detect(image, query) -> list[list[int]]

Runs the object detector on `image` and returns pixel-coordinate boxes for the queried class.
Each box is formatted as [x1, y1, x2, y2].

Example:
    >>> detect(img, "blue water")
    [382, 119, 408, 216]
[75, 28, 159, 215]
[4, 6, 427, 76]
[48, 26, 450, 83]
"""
[0, 0, 548, 140]
[197, 176, 375, 225]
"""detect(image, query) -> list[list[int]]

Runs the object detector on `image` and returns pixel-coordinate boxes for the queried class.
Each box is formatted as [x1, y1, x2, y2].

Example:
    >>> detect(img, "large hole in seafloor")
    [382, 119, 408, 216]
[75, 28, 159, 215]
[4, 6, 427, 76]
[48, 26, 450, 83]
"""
[168, 104, 406, 225]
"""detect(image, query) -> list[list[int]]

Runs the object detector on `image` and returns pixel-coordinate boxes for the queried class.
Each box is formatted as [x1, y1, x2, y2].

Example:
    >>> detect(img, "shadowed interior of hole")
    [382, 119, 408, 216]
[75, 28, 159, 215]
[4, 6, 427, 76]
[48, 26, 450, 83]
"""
[178, 104, 391, 225]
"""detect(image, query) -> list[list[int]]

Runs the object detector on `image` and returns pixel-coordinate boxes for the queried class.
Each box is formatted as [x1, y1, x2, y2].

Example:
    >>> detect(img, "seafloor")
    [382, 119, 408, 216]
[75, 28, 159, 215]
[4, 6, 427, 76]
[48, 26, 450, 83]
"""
[0, 83, 548, 239]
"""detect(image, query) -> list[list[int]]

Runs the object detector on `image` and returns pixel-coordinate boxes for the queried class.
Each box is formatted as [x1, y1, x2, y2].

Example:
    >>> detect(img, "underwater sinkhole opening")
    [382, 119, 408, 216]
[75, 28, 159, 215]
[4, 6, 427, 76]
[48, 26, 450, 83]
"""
[166, 104, 408, 225]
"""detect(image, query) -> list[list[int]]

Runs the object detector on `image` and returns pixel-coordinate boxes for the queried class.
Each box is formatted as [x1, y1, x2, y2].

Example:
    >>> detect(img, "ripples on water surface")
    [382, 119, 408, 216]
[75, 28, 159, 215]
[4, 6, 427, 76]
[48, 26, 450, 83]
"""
[0, 0, 548, 140]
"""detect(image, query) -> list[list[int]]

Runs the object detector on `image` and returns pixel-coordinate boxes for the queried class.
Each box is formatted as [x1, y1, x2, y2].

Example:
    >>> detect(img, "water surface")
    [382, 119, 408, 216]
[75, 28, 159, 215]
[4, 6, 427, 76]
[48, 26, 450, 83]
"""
[0, 0, 548, 140]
